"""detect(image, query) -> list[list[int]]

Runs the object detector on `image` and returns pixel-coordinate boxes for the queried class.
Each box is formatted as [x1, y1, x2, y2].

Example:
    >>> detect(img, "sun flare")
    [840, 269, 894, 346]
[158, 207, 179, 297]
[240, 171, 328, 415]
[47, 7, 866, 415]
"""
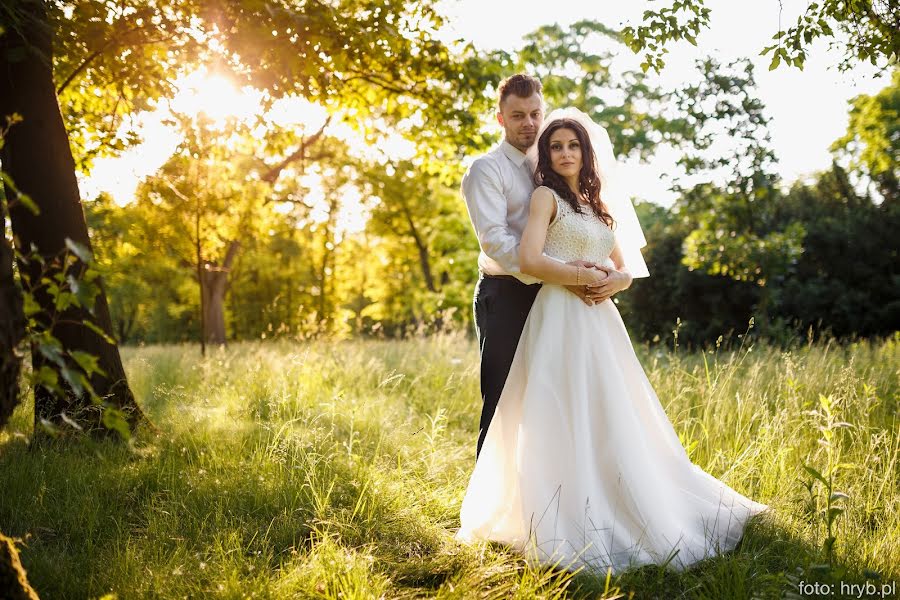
[168, 69, 262, 123]
[81, 67, 335, 208]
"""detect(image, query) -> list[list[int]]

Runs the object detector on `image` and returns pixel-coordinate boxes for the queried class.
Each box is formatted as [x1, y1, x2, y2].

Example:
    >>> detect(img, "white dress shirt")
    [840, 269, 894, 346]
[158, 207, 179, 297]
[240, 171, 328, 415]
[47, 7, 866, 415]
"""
[461, 140, 542, 284]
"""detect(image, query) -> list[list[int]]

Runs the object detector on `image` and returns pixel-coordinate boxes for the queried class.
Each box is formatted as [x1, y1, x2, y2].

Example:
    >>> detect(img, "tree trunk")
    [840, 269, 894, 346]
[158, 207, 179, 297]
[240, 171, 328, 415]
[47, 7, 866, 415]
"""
[401, 205, 436, 292]
[195, 202, 205, 356]
[317, 198, 338, 330]
[200, 240, 239, 345]
[0, 0, 144, 434]
[0, 532, 40, 600]
[0, 197, 25, 430]
[116, 305, 136, 345]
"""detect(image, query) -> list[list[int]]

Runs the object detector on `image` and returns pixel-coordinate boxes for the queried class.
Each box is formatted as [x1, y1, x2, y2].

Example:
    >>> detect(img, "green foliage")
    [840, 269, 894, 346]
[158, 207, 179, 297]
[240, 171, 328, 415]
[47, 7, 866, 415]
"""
[771, 164, 900, 339]
[1, 118, 129, 438]
[670, 58, 777, 182]
[42, 0, 490, 174]
[0, 335, 897, 597]
[622, 0, 710, 73]
[361, 159, 479, 335]
[623, 0, 898, 74]
[757, 0, 898, 73]
[56, 17, 897, 349]
[832, 68, 900, 203]
[515, 20, 682, 159]
[17, 239, 132, 438]
[47, 0, 197, 172]
[680, 191, 806, 286]
[617, 204, 763, 347]
[622, 159, 900, 348]
[800, 393, 854, 570]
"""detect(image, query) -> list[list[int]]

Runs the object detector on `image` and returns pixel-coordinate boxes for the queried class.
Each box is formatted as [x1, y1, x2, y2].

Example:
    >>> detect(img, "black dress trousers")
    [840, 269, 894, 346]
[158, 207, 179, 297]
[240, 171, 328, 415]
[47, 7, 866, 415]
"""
[472, 274, 541, 459]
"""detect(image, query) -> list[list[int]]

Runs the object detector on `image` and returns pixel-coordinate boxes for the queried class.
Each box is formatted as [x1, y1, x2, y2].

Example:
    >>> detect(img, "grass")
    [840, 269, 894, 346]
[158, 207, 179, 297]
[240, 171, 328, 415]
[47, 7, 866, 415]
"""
[0, 332, 897, 599]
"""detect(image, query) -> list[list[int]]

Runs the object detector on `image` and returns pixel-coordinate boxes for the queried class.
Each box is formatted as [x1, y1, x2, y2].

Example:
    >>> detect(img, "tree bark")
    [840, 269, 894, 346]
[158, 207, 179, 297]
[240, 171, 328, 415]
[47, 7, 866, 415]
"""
[401, 204, 436, 292]
[116, 305, 137, 345]
[0, 196, 25, 430]
[0, 532, 40, 600]
[0, 0, 144, 434]
[200, 240, 239, 345]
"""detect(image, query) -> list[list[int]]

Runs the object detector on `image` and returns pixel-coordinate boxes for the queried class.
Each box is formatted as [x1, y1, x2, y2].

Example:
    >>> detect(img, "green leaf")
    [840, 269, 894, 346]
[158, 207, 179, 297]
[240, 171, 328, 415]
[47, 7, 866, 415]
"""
[768, 53, 781, 70]
[84, 319, 116, 345]
[803, 464, 829, 487]
[35, 365, 59, 391]
[70, 350, 107, 378]
[59, 365, 86, 396]
[829, 491, 849, 502]
[102, 407, 131, 440]
[37, 341, 66, 368]
[68, 273, 100, 312]
[65, 238, 94, 264]
[17, 192, 38, 215]
[23, 292, 41, 317]
[55, 291, 77, 312]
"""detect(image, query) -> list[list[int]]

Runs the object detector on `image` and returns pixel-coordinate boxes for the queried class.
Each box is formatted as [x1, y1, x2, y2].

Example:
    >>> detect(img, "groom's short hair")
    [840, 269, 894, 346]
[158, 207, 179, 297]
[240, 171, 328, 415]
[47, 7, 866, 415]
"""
[498, 74, 542, 108]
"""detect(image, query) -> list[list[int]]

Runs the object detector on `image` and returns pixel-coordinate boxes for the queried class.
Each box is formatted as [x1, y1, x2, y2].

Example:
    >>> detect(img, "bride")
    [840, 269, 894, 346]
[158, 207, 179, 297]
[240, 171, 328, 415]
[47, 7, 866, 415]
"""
[455, 108, 769, 574]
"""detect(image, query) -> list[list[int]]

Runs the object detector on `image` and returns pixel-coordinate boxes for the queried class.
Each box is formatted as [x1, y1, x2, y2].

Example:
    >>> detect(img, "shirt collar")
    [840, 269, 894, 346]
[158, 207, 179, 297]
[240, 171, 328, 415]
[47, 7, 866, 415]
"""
[500, 140, 528, 167]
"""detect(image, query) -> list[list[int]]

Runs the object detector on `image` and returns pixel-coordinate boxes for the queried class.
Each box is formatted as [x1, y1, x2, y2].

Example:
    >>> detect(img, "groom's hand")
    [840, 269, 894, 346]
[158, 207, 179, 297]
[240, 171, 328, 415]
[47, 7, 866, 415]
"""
[564, 260, 608, 306]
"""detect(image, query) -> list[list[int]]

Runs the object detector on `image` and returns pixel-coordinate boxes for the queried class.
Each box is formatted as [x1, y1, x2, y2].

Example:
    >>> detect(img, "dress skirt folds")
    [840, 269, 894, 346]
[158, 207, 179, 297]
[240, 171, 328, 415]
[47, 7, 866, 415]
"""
[455, 283, 769, 573]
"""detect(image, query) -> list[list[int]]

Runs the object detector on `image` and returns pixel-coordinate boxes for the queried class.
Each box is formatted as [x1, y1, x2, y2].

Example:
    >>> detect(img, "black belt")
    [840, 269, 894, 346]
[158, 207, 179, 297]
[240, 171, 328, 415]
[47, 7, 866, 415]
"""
[482, 274, 520, 281]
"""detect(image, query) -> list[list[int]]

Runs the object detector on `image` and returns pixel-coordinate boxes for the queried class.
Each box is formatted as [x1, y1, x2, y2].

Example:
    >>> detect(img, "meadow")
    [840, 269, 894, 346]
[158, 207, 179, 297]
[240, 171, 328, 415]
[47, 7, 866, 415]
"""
[0, 332, 897, 599]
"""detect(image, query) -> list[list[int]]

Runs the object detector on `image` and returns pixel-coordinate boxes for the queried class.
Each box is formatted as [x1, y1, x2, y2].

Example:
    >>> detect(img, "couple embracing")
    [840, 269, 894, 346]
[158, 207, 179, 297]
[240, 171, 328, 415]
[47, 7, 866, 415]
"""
[455, 74, 769, 574]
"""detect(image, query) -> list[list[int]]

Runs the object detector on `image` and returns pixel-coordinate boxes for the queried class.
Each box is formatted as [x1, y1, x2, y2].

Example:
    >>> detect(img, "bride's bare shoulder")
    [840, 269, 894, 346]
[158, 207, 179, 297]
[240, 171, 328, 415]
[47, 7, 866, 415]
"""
[529, 186, 558, 222]
[531, 185, 556, 203]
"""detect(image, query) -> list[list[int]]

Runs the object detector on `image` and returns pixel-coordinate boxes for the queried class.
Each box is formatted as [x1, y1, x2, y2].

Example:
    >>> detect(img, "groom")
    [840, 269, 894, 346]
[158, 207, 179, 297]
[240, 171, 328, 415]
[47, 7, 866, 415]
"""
[461, 73, 621, 458]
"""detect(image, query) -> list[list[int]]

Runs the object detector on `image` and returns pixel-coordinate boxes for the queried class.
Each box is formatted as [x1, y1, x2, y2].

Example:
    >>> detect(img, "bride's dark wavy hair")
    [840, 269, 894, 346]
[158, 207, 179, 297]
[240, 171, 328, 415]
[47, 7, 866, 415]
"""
[533, 118, 614, 228]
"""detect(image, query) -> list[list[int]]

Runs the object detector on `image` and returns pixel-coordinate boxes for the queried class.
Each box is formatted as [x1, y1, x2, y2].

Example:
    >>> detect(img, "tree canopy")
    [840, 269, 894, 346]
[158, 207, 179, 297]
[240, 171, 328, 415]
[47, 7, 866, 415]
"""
[623, 0, 899, 73]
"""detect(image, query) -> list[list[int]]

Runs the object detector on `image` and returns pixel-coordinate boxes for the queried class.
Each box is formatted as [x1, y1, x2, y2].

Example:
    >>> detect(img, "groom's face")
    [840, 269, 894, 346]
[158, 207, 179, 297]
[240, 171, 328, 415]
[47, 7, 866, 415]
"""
[497, 93, 544, 153]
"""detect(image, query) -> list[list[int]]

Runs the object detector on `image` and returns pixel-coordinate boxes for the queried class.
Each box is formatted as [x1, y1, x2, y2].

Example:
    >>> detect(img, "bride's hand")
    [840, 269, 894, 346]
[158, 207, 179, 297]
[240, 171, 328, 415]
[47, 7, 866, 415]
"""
[564, 261, 606, 305]
[586, 266, 633, 303]
[580, 266, 610, 287]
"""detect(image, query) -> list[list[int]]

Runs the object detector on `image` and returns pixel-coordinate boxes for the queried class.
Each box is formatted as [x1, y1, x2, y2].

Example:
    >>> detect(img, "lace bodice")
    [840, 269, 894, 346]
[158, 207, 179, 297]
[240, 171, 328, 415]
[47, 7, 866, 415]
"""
[541, 187, 616, 265]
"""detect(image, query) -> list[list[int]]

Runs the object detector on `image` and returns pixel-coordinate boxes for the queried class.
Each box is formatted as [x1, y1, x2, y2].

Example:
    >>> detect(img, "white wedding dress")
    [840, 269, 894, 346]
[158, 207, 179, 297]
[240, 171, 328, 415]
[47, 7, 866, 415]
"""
[456, 187, 769, 574]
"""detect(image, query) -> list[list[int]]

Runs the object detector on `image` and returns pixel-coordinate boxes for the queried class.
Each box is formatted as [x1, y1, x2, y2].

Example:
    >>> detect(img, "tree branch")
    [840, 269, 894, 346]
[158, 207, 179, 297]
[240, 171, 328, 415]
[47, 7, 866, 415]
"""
[261, 115, 332, 184]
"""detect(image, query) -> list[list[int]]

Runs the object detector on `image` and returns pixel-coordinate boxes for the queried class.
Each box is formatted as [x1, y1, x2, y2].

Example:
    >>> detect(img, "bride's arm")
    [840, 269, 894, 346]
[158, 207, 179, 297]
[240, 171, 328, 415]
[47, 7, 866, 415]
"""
[586, 241, 634, 302]
[609, 242, 629, 273]
[519, 188, 606, 286]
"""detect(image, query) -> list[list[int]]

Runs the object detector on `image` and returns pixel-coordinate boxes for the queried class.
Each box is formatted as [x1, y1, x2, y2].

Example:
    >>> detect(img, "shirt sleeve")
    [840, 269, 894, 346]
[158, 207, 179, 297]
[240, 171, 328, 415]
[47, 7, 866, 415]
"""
[461, 157, 540, 284]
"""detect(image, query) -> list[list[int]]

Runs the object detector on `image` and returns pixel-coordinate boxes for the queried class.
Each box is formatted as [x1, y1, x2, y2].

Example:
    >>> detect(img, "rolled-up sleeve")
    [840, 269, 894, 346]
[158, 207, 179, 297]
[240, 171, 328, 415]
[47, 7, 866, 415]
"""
[462, 158, 529, 278]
